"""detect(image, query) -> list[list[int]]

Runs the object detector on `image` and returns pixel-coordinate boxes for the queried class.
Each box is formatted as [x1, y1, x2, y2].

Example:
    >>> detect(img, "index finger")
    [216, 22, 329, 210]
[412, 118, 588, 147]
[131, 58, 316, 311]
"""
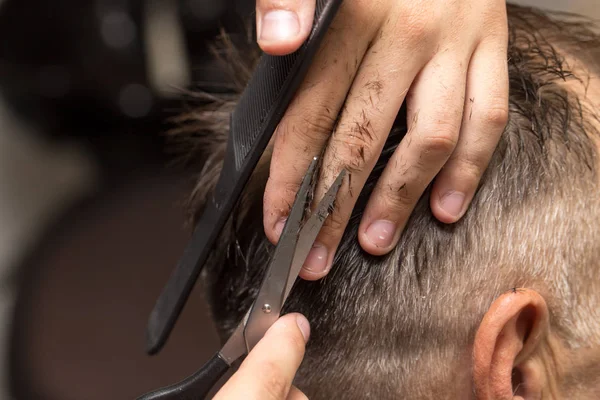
[213, 313, 310, 400]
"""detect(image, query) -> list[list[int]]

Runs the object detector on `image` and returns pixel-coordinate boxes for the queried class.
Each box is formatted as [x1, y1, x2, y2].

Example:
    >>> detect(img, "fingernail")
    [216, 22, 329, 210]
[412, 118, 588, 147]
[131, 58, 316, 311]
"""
[274, 218, 287, 238]
[296, 315, 311, 343]
[303, 243, 328, 273]
[260, 10, 300, 42]
[365, 220, 396, 248]
[440, 191, 465, 217]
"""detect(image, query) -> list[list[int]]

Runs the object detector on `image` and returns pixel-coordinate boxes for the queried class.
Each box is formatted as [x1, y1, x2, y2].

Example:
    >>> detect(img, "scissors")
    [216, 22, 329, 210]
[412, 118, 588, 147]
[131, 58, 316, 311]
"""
[138, 159, 346, 399]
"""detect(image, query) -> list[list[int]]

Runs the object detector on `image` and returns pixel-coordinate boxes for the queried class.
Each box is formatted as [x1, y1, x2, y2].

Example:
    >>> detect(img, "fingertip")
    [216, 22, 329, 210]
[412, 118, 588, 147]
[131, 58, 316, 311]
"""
[299, 242, 333, 280]
[298, 267, 330, 281]
[259, 40, 306, 57]
[294, 314, 310, 343]
[265, 216, 286, 245]
[430, 184, 470, 224]
[263, 188, 288, 245]
[358, 233, 396, 256]
[230, 313, 308, 399]
[256, 1, 315, 56]
[271, 313, 310, 338]
[358, 218, 399, 256]
[266, 314, 309, 353]
[263, 216, 281, 245]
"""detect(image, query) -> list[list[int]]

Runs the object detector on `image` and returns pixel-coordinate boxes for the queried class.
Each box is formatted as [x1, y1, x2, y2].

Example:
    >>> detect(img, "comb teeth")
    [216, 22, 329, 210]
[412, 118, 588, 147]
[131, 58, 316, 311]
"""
[232, 55, 296, 168]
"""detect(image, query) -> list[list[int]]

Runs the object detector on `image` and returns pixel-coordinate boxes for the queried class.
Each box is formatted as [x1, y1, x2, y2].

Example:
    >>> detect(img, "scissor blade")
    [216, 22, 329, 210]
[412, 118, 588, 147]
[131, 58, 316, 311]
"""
[219, 309, 250, 365]
[242, 158, 319, 351]
[282, 170, 346, 302]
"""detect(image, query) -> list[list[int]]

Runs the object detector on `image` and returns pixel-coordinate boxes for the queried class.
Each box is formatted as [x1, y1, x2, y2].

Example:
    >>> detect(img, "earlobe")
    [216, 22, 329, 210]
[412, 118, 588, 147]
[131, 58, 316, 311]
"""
[473, 288, 550, 400]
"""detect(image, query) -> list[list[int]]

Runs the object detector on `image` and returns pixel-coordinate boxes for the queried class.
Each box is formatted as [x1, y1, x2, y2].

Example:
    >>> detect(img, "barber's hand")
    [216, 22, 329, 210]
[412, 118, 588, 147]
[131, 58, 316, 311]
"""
[257, 0, 509, 279]
[213, 313, 310, 400]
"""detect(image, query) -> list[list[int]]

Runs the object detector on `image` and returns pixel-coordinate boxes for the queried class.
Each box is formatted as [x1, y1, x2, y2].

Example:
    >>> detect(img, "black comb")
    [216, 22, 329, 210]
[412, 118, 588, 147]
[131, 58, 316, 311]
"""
[146, 0, 344, 355]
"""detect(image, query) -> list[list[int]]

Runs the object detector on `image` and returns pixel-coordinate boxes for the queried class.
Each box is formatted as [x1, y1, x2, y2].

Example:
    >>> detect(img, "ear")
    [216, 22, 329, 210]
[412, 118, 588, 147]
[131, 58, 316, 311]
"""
[473, 288, 550, 400]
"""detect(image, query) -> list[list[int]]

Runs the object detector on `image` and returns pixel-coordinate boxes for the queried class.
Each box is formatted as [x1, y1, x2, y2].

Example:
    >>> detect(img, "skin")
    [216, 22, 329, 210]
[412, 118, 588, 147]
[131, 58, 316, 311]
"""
[213, 290, 578, 399]
[213, 313, 310, 400]
[257, 0, 510, 279]
[473, 289, 553, 399]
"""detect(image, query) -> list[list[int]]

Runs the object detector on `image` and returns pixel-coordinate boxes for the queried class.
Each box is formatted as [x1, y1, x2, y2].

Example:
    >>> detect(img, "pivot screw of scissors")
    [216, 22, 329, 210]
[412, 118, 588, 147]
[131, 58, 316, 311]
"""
[262, 304, 272, 314]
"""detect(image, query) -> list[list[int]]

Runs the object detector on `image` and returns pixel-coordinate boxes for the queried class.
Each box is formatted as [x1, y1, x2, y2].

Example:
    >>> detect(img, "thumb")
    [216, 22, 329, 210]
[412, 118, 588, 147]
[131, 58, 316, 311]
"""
[256, 0, 316, 55]
[213, 313, 310, 400]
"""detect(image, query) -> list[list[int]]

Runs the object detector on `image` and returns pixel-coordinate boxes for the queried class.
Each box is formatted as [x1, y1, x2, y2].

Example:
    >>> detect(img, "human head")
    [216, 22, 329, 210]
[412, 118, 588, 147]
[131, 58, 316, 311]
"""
[173, 4, 600, 399]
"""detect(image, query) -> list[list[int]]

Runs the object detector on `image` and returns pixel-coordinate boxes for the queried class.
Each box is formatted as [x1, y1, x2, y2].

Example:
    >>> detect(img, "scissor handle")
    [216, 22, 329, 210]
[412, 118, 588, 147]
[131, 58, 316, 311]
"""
[136, 352, 230, 400]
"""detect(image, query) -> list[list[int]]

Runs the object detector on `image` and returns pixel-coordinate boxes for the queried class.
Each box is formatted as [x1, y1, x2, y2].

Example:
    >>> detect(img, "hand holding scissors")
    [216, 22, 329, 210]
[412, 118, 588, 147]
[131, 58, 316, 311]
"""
[213, 313, 310, 400]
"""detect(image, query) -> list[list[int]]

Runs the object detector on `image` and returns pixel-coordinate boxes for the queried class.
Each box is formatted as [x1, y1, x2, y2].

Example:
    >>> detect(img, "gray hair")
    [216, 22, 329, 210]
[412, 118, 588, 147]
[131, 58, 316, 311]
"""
[172, 4, 600, 398]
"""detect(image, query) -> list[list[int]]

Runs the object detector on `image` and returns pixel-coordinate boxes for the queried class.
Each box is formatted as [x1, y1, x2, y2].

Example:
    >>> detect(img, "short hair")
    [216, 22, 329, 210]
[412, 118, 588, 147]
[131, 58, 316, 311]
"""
[170, 4, 600, 398]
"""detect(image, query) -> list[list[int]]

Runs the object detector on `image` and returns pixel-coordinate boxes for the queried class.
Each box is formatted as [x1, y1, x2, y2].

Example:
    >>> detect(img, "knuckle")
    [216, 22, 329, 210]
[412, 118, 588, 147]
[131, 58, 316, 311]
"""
[482, 6, 508, 33]
[279, 110, 334, 146]
[345, 0, 390, 33]
[407, 19, 430, 42]
[366, 189, 411, 224]
[302, 112, 336, 139]
[420, 129, 458, 157]
[384, 183, 415, 215]
[330, 143, 367, 173]
[393, 7, 439, 48]
[480, 105, 509, 131]
[403, 12, 435, 44]
[330, 125, 377, 173]
[264, 179, 299, 211]
[324, 208, 346, 233]
[451, 155, 485, 182]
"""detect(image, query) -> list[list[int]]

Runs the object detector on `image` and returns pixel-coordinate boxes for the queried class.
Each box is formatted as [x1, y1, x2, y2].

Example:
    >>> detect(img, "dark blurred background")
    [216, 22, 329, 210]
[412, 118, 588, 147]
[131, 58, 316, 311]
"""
[0, 0, 596, 399]
[0, 0, 251, 398]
